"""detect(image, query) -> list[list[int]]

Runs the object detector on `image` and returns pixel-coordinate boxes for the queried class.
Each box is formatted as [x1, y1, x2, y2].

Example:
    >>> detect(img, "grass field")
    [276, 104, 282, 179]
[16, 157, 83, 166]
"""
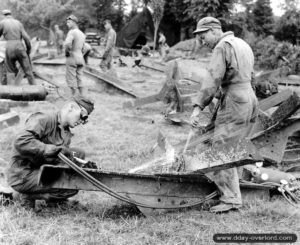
[0, 54, 299, 245]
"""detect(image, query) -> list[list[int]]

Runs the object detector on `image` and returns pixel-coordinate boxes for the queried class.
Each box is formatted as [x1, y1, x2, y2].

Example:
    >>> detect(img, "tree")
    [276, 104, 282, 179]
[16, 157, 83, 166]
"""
[93, 0, 126, 32]
[163, 0, 193, 40]
[183, 0, 236, 21]
[252, 0, 274, 37]
[274, 9, 300, 45]
[279, 0, 299, 12]
[149, 0, 165, 50]
[2, 0, 97, 38]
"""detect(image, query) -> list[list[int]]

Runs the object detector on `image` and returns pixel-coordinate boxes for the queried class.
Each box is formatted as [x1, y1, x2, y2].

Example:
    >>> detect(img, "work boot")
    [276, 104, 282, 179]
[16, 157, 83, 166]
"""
[209, 202, 241, 213]
[12, 192, 35, 210]
[46, 199, 79, 209]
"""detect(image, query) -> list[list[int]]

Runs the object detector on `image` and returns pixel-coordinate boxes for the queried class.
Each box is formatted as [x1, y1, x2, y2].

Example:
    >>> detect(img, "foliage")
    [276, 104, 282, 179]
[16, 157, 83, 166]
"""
[279, 0, 299, 11]
[93, 0, 126, 32]
[274, 9, 300, 45]
[2, 0, 97, 38]
[183, 0, 237, 21]
[249, 35, 300, 74]
[252, 0, 274, 37]
[162, 0, 193, 40]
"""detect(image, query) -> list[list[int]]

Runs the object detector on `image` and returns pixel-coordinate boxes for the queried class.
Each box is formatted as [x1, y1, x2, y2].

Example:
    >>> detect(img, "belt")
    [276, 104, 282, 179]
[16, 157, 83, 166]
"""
[221, 82, 252, 92]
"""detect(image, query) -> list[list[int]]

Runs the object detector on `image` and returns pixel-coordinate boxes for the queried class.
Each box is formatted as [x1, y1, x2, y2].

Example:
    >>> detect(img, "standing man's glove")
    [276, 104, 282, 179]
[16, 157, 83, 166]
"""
[190, 106, 203, 127]
[65, 50, 70, 57]
[102, 50, 109, 60]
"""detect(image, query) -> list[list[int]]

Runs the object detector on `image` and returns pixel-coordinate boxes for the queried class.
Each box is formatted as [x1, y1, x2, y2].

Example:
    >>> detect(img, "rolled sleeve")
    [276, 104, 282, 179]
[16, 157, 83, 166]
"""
[14, 113, 60, 161]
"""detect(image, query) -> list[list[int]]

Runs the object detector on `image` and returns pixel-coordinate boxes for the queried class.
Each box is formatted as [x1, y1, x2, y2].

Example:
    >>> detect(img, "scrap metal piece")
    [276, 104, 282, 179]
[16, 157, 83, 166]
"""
[0, 85, 47, 101]
[123, 94, 161, 109]
[282, 148, 300, 172]
[84, 65, 137, 98]
[33, 59, 65, 66]
[139, 59, 165, 73]
[0, 104, 10, 115]
[33, 70, 60, 88]
[258, 88, 293, 111]
[38, 164, 273, 215]
[0, 111, 20, 130]
[251, 117, 300, 165]
[122, 79, 200, 110]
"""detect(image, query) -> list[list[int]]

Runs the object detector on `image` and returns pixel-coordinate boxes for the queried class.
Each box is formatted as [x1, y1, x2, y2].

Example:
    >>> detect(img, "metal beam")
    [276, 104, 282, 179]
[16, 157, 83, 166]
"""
[37, 165, 272, 215]
[140, 59, 165, 73]
[38, 165, 216, 196]
[84, 66, 138, 98]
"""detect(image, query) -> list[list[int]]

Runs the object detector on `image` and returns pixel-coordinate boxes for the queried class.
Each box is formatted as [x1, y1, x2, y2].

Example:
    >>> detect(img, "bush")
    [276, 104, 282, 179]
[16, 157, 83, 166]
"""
[247, 34, 300, 74]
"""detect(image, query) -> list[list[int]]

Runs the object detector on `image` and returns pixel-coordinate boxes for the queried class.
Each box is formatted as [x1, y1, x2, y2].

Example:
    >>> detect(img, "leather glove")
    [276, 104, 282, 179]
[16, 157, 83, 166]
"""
[44, 145, 62, 157]
[65, 50, 70, 57]
[60, 146, 74, 158]
[82, 161, 98, 169]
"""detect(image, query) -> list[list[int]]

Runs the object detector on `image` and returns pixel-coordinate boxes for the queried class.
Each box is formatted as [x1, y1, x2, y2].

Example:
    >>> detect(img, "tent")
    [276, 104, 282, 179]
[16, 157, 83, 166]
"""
[116, 7, 154, 49]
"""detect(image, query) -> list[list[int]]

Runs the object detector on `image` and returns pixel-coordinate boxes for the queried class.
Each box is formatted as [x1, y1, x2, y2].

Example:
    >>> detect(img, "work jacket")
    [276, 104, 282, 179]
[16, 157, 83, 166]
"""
[0, 16, 31, 52]
[7, 112, 72, 187]
[64, 26, 85, 65]
[103, 28, 116, 58]
[193, 32, 258, 141]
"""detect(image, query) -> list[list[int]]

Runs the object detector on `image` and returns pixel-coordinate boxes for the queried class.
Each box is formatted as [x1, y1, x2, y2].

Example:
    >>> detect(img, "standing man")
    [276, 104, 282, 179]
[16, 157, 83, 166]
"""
[64, 15, 86, 96]
[0, 9, 35, 85]
[6, 95, 94, 209]
[100, 20, 116, 72]
[54, 24, 64, 55]
[190, 17, 258, 213]
[158, 31, 167, 56]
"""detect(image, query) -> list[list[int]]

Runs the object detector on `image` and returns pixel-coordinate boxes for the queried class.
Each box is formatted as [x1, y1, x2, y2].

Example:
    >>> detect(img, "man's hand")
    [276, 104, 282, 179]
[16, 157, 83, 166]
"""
[190, 106, 202, 127]
[60, 146, 74, 158]
[65, 50, 70, 57]
[44, 145, 63, 157]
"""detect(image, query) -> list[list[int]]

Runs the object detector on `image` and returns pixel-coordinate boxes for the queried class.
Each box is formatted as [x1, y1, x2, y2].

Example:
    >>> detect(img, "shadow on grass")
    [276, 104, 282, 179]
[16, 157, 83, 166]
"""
[102, 204, 144, 219]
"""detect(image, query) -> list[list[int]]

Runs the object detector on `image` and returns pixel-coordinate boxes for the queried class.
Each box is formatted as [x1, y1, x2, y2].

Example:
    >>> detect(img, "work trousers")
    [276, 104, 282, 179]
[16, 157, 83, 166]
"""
[206, 85, 258, 205]
[100, 52, 113, 72]
[66, 61, 84, 91]
[11, 148, 85, 202]
[5, 41, 35, 85]
[56, 41, 63, 55]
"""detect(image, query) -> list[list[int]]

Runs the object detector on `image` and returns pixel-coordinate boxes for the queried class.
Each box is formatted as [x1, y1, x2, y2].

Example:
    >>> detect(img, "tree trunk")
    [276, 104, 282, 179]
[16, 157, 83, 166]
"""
[154, 22, 159, 51]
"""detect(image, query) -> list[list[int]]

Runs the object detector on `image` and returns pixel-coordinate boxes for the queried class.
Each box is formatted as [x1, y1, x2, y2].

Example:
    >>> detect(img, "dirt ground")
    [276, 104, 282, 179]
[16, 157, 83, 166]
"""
[0, 45, 299, 245]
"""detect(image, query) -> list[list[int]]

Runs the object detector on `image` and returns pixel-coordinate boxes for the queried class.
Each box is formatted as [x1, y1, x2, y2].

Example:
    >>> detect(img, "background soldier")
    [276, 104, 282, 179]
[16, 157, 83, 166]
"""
[64, 15, 86, 96]
[100, 19, 116, 72]
[0, 9, 35, 85]
[54, 24, 64, 55]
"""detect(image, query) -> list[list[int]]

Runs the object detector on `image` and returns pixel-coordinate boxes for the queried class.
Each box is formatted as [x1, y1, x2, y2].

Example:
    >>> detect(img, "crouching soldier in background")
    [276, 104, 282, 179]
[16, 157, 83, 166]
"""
[6, 95, 94, 210]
